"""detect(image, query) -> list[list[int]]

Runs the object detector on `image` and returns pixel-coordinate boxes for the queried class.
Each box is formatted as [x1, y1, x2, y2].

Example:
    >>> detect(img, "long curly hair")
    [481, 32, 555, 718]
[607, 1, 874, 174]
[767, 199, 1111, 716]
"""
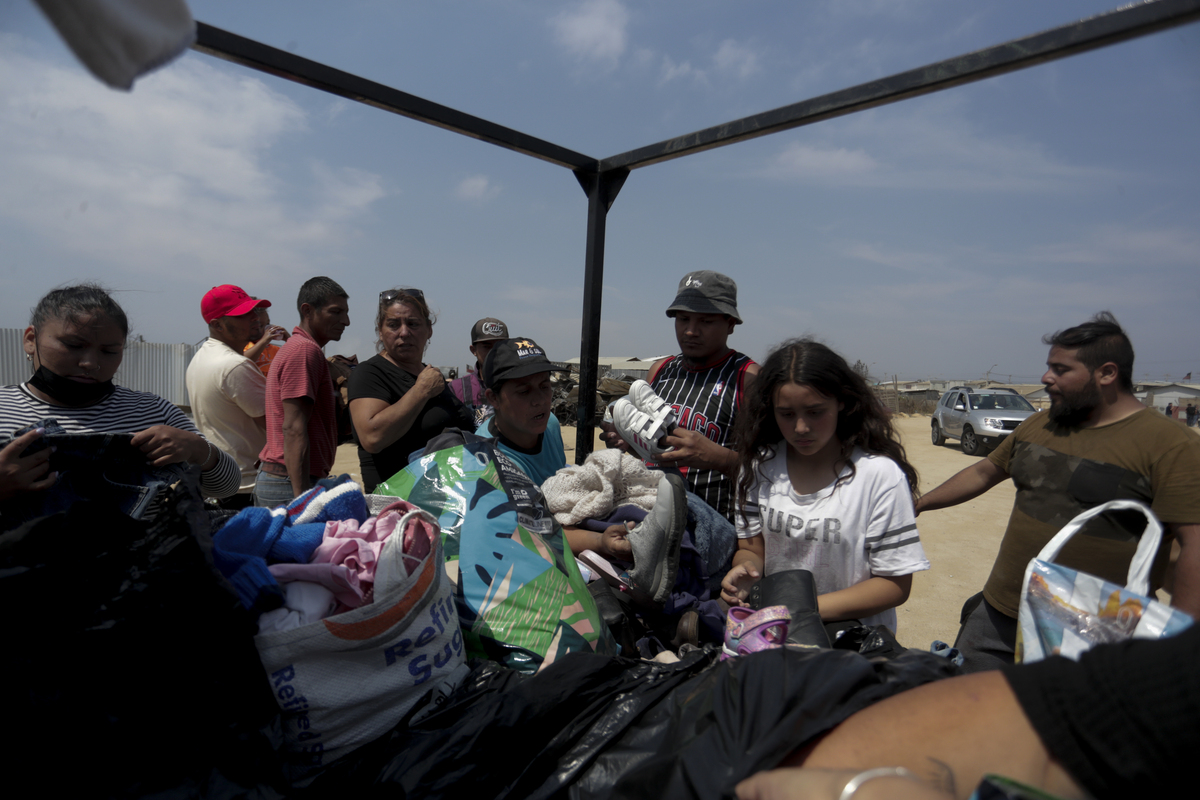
[734, 338, 919, 524]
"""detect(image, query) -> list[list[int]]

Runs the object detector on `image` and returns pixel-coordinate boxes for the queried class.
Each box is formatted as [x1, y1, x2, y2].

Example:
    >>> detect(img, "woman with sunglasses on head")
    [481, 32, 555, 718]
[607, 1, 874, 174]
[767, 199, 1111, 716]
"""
[347, 288, 474, 492]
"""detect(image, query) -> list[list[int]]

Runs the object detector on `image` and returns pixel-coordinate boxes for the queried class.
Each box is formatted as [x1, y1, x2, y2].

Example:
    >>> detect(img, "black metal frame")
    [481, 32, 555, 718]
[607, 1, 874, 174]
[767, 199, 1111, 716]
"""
[192, 0, 1200, 462]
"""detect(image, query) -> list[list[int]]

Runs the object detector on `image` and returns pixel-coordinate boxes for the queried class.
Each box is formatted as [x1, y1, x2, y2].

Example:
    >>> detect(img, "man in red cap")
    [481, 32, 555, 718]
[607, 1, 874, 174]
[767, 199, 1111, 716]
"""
[186, 285, 271, 509]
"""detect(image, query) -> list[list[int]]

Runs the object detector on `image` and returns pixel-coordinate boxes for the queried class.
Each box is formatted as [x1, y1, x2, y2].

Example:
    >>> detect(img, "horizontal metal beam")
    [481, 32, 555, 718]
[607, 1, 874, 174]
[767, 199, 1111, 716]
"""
[192, 22, 598, 172]
[601, 0, 1200, 172]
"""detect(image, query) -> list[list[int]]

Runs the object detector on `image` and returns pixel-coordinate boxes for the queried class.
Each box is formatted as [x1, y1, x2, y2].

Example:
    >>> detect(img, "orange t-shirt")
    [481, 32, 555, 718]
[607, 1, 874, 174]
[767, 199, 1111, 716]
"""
[243, 341, 281, 377]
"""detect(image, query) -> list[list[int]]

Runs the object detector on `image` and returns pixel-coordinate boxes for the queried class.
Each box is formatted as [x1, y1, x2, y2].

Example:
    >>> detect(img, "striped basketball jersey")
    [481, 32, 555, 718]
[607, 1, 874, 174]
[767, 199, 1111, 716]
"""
[650, 349, 755, 521]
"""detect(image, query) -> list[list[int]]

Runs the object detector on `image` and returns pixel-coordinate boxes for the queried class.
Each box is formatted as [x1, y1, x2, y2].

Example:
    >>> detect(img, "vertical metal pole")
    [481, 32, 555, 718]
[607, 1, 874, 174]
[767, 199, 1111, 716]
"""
[573, 168, 628, 464]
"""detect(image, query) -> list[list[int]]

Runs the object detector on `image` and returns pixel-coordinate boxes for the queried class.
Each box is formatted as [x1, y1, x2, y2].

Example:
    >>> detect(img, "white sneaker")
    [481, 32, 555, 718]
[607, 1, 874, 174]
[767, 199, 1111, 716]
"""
[612, 397, 673, 461]
[627, 473, 687, 604]
[628, 380, 677, 429]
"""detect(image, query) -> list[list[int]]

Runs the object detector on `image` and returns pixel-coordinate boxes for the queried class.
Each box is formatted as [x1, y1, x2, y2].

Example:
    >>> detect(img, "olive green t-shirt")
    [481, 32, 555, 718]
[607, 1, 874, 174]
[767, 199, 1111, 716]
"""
[983, 408, 1200, 618]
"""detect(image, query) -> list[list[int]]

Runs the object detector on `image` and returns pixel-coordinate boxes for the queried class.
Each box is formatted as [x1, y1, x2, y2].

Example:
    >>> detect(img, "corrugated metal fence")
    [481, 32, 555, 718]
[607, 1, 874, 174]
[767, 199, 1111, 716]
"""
[1, 328, 200, 407]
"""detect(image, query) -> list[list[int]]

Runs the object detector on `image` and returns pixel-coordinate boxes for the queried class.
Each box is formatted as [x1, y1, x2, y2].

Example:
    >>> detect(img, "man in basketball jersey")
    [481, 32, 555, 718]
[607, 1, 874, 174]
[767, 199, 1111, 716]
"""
[605, 270, 758, 522]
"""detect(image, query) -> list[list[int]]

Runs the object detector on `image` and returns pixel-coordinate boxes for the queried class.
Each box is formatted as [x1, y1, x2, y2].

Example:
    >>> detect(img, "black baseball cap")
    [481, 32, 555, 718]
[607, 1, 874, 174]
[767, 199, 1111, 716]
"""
[482, 337, 566, 388]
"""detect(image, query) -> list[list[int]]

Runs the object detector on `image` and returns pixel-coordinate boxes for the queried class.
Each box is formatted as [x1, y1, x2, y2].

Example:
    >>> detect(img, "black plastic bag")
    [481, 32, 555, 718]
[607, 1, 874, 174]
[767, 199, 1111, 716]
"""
[569, 647, 959, 799]
[2, 471, 285, 798]
[309, 644, 954, 800]
[308, 648, 721, 799]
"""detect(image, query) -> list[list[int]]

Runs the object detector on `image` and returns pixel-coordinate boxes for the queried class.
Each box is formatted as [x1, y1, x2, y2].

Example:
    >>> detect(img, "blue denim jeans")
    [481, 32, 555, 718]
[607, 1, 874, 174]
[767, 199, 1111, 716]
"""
[684, 491, 738, 589]
[253, 469, 297, 508]
[3, 418, 190, 530]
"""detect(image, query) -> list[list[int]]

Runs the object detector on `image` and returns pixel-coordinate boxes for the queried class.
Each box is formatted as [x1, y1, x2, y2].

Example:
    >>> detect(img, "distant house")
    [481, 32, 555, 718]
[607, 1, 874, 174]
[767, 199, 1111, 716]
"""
[1021, 381, 1200, 415]
[562, 355, 672, 382]
[1134, 382, 1200, 415]
[881, 379, 1044, 404]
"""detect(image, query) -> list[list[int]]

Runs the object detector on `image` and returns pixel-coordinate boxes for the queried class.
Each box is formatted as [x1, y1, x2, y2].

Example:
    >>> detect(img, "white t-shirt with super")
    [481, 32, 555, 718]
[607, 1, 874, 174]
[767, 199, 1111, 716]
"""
[737, 444, 930, 631]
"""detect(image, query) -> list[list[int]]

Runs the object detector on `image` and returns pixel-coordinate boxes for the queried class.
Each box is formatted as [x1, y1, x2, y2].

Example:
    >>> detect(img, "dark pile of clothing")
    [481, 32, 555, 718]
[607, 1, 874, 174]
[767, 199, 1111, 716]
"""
[4, 464, 956, 799]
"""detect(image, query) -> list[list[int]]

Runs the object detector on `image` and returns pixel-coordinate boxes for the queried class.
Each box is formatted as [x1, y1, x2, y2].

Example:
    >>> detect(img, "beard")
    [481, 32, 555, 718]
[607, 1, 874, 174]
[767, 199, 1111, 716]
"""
[1047, 377, 1101, 426]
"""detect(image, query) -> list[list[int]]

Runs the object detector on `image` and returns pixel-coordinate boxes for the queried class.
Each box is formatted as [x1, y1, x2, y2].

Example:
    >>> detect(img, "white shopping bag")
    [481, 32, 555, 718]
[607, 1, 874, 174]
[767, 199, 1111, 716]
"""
[1016, 499, 1192, 664]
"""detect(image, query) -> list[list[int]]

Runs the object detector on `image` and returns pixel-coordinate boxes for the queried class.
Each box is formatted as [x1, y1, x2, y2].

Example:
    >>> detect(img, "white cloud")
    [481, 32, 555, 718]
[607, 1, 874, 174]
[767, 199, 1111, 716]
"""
[712, 40, 761, 80]
[659, 54, 702, 85]
[0, 38, 387, 279]
[1029, 224, 1200, 266]
[550, 0, 629, 67]
[313, 163, 386, 219]
[455, 175, 500, 202]
[766, 100, 1127, 192]
[776, 143, 878, 178]
[655, 39, 761, 87]
[324, 99, 352, 123]
[840, 241, 955, 275]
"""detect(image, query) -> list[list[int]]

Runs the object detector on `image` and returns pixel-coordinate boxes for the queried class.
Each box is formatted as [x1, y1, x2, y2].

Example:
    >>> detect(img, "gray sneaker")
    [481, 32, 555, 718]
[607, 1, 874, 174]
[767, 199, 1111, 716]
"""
[627, 473, 687, 604]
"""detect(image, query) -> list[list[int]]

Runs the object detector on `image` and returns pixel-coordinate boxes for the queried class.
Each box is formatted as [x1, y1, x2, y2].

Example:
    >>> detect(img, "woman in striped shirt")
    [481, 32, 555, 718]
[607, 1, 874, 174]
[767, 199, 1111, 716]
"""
[0, 284, 239, 502]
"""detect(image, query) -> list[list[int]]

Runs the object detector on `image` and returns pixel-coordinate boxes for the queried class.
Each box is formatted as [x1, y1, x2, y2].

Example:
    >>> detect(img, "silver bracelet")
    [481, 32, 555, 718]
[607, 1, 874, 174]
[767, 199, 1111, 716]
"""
[201, 439, 214, 470]
[838, 767, 919, 800]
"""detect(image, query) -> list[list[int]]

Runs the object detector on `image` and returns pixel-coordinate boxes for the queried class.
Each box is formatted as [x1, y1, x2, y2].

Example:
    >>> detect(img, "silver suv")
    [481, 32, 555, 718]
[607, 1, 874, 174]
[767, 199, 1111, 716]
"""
[930, 386, 1036, 456]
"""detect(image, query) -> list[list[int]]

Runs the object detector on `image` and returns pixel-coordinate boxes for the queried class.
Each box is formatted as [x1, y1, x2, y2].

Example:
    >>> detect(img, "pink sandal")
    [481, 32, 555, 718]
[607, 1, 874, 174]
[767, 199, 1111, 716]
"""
[721, 605, 791, 660]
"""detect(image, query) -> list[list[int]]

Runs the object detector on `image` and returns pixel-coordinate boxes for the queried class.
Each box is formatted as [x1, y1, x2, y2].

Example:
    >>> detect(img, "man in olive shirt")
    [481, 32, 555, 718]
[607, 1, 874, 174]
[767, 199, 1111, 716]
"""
[917, 312, 1200, 672]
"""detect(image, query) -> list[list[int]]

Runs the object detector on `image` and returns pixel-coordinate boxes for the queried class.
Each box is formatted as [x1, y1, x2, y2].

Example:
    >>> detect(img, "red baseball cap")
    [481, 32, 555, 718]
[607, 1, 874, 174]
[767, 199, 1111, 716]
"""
[201, 285, 270, 323]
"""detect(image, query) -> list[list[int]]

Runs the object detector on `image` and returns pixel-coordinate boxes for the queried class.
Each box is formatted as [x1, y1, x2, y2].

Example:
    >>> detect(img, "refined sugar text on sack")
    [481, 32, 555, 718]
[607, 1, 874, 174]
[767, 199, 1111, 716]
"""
[383, 594, 463, 684]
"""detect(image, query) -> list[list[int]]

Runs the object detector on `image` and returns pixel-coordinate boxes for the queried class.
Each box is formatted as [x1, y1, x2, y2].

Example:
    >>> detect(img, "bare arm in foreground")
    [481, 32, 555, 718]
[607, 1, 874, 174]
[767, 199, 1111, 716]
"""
[738, 671, 1086, 800]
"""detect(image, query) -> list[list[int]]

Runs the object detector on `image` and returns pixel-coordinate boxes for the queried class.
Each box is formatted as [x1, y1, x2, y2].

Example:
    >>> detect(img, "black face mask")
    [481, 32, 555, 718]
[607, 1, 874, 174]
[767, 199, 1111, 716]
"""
[29, 364, 116, 406]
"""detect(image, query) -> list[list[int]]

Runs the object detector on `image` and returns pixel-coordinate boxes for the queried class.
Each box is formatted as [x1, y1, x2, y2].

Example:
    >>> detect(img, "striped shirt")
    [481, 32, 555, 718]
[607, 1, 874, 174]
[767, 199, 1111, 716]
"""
[0, 383, 240, 498]
[650, 349, 755, 521]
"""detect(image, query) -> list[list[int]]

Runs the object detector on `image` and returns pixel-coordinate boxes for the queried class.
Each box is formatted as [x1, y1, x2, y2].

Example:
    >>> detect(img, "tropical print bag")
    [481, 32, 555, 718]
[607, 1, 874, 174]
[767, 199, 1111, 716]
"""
[375, 435, 615, 672]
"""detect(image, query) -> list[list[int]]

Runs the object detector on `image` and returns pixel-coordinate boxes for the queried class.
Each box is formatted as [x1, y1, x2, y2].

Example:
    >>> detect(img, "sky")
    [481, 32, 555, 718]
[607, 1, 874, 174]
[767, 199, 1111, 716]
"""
[1, 0, 1198, 385]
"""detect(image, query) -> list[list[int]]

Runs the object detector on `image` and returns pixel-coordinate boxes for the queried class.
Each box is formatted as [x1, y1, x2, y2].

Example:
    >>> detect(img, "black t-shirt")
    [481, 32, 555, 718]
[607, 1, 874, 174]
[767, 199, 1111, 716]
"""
[346, 353, 474, 491]
[1003, 625, 1200, 799]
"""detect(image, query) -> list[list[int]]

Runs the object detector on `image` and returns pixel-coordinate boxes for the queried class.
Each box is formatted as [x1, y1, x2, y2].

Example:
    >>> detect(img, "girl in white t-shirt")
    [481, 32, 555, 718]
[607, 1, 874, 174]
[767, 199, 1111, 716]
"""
[720, 339, 929, 631]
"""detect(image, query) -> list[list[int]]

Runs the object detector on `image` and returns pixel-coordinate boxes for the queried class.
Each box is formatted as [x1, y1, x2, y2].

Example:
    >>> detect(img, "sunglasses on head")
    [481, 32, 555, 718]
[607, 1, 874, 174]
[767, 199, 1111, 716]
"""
[380, 287, 425, 303]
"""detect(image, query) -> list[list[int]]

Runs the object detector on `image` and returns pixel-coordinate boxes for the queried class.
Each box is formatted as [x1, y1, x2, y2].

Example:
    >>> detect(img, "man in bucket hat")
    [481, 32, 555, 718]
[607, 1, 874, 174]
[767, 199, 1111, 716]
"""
[604, 270, 759, 524]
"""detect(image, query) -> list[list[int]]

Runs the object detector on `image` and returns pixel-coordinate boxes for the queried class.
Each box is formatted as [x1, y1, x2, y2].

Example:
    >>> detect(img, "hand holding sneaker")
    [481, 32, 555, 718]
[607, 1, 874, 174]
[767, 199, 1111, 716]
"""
[565, 521, 634, 560]
[656, 427, 740, 474]
[599, 401, 635, 454]
[599, 522, 634, 559]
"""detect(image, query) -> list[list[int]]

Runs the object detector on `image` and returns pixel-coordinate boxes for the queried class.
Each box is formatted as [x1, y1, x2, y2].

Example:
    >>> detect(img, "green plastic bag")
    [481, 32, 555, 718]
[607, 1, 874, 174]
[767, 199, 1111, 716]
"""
[376, 436, 616, 672]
